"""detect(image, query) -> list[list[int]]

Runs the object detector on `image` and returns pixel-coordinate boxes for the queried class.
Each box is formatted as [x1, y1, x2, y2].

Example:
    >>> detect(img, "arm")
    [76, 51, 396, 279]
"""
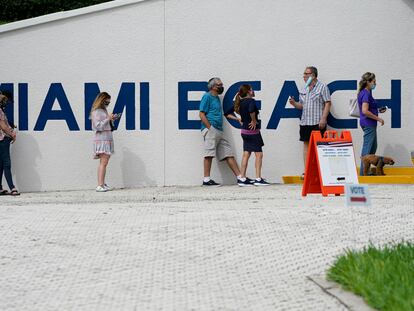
[92, 110, 113, 131]
[288, 97, 303, 110]
[319, 101, 331, 129]
[0, 119, 16, 139]
[224, 106, 242, 124]
[248, 112, 257, 130]
[199, 111, 211, 129]
[362, 102, 384, 125]
[226, 114, 241, 122]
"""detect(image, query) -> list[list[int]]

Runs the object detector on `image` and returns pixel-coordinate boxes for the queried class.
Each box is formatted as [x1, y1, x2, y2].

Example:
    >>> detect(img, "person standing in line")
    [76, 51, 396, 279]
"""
[357, 72, 385, 175]
[90, 92, 118, 192]
[225, 84, 269, 186]
[199, 77, 246, 186]
[0, 91, 19, 195]
[289, 66, 331, 178]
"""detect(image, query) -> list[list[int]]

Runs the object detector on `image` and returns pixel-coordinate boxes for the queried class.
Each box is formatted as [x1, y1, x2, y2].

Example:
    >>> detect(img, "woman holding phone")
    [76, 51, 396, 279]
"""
[90, 92, 119, 192]
[357, 72, 386, 175]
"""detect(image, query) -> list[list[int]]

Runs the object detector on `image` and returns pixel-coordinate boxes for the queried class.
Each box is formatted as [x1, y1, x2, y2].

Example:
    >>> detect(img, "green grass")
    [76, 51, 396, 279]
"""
[327, 242, 414, 311]
[0, 21, 9, 25]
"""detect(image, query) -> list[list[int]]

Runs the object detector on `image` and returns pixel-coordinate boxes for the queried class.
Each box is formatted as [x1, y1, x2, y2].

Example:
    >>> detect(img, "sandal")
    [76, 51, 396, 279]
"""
[0, 189, 9, 196]
[10, 189, 20, 196]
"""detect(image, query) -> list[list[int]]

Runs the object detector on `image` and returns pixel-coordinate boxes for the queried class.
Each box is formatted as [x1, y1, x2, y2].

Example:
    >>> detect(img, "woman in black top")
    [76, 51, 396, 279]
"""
[225, 84, 269, 186]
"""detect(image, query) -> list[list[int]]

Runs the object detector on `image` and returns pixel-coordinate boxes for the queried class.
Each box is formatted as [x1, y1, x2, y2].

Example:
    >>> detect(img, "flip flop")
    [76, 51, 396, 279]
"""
[10, 189, 20, 196]
[0, 189, 9, 196]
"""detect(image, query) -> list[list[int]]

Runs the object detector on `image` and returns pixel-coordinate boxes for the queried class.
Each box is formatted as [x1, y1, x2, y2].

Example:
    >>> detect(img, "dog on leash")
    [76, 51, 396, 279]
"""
[361, 155, 395, 176]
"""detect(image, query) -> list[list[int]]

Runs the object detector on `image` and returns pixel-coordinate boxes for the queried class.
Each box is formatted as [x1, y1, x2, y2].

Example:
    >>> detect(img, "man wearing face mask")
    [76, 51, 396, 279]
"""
[289, 66, 331, 178]
[0, 91, 19, 195]
[199, 77, 243, 186]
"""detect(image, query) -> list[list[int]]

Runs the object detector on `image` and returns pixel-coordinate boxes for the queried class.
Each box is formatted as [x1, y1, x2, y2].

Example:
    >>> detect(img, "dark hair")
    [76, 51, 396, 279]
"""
[358, 72, 376, 94]
[234, 84, 252, 114]
[306, 66, 318, 78]
[0, 90, 13, 101]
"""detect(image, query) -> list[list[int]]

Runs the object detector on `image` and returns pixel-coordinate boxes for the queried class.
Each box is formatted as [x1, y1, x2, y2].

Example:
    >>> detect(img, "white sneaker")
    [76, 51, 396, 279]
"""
[96, 185, 107, 192]
[103, 184, 113, 191]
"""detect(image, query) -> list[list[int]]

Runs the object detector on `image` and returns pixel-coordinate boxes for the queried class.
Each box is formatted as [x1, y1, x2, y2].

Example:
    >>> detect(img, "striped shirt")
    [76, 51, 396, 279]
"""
[299, 80, 331, 126]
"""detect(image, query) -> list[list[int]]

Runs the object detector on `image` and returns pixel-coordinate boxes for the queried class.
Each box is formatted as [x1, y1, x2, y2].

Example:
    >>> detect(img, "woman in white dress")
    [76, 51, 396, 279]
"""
[90, 92, 116, 192]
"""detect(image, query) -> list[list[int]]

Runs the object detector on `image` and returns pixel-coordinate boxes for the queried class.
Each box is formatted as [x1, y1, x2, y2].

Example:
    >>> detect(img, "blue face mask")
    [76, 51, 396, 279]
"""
[305, 76, 313, 88]
[371, 84, 376, 90]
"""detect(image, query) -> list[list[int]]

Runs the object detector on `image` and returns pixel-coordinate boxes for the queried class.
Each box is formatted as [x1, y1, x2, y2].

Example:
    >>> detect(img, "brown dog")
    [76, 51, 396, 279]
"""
[361, 155, 395, 176]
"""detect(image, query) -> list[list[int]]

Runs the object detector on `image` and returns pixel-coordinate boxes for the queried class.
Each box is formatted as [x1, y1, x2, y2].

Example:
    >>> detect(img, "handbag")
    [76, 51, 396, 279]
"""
[349, 98, 360, 118]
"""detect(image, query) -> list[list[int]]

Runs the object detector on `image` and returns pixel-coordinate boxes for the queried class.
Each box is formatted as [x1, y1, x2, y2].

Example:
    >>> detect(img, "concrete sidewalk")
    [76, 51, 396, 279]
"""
[0, 185, 413, 310]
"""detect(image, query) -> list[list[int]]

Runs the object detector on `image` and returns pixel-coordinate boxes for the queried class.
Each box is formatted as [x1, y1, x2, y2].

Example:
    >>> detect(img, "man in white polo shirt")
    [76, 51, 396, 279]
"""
[289, 66, 331, 177]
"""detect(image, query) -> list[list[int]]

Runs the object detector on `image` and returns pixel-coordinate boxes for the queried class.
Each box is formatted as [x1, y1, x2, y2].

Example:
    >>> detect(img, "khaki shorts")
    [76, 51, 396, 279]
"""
[201, 127, 234, 161]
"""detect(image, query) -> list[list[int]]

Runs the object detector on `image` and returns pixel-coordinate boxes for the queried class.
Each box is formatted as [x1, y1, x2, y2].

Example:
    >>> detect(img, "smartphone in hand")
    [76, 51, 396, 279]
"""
[379, 106, 388, 113]
[113, 113, 122, 120]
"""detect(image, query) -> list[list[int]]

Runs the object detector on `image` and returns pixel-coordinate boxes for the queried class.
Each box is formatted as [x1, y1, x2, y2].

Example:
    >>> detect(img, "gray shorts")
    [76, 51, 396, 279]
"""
[201, 127, 234, 161]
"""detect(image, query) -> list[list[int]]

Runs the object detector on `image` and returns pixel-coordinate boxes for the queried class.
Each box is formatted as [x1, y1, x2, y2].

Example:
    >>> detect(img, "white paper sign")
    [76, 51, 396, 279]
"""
[345, 184, 371, 207]
[316, 141, 359, 186]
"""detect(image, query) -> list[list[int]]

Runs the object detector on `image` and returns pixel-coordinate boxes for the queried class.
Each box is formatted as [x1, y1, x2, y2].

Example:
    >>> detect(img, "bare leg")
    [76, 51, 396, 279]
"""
[98, 154, 110, 186]
[255, 152, 263, 179]
[303, 141, 309, 169]
[225, 156, 241, 176]
[240, 151, 251, 178]
[204, 157, 213, 177]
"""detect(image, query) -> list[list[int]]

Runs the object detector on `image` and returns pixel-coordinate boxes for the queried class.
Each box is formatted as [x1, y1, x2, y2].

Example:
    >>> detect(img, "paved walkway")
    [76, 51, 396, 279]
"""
[0, 185, 413, 310]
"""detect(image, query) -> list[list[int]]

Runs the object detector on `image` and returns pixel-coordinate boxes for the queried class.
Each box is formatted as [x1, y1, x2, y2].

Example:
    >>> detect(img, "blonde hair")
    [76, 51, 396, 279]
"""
[90, 92, 111, 115]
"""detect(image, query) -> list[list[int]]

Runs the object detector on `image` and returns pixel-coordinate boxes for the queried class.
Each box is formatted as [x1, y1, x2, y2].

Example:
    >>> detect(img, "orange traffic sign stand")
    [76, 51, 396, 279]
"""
[302, 130, 357, 197]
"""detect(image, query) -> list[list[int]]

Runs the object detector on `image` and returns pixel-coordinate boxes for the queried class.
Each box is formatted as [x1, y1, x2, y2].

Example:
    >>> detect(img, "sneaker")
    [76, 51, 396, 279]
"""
[202, 179, 221, 186]
[254, 178, 270, 186]
[237, 178, 254, 187]
[246, 177, 255, 184]
[96, 185, 108, 192]
[103, 184, 113, 191]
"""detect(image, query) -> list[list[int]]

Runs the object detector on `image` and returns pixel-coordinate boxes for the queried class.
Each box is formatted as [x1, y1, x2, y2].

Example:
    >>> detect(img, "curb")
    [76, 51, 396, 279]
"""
[307, 275, 376, 311]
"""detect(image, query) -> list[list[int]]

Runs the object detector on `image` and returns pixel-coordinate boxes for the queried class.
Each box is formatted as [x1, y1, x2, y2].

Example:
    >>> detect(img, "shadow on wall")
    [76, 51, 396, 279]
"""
[217, 123, 240, 185]
[121, 147, 156, 187]
[402, 0, 414, 12]
[12, 133, 42, 192]
[383, 144, 411, 167]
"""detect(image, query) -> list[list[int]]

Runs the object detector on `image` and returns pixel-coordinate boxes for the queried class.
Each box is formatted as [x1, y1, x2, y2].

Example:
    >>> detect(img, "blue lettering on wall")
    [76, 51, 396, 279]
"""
[326, 80, 358, 129]
[84, 82, 138, 131]
[140, 82, 150, 130]
[18, 83, 29, 130]
[266, 81, 301, 129]
[34, 83, 80, 131]
[0, 79, 403, 131]
[377, 80, 401, 128]
[178, 81, 262, 130]
[178, 81, 208, 130]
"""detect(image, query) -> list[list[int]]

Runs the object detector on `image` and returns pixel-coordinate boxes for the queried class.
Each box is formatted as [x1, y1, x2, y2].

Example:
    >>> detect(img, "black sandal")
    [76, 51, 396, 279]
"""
[0, 189, 9, 196]
[10, 189, 20, 196]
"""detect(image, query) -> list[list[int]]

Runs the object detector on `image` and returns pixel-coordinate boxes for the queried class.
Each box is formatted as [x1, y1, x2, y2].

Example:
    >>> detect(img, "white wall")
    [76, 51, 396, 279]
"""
[0, 0, 413, 191]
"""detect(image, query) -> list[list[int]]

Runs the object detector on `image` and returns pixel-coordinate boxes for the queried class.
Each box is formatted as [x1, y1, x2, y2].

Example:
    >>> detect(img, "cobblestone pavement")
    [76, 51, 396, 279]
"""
[0, 185, 413, 311]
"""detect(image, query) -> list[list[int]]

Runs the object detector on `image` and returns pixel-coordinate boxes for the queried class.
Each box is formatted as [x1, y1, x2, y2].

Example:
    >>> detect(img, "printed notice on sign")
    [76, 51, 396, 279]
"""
[345, 184, 371, 207]
[316, 141, 359, 186]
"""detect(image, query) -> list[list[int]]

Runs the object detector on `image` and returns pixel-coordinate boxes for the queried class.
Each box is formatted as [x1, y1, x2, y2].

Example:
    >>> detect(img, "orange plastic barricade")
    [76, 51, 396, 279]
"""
[302, 130, 358, 197]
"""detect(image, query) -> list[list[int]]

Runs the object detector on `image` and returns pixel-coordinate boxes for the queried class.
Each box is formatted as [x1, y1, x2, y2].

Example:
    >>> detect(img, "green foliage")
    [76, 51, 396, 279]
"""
[327, 242, 414, 311]
[0, 0, 113, 23]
